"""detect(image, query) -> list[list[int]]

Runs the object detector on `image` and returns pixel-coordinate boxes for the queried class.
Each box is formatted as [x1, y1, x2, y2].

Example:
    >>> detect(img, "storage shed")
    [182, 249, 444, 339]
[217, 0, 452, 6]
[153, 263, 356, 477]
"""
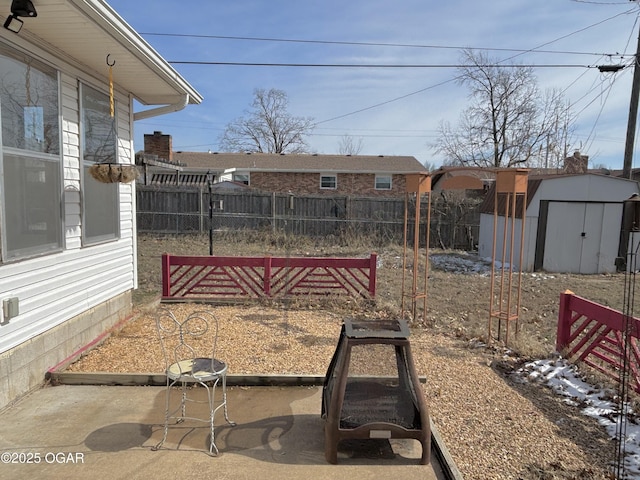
[478, 173, 640, 274]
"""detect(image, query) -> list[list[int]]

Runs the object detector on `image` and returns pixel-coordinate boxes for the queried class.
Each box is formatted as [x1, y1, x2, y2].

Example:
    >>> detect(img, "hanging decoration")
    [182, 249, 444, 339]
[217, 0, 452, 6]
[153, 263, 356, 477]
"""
[88, 54, 139, 184]
[108, 53, 115, 118]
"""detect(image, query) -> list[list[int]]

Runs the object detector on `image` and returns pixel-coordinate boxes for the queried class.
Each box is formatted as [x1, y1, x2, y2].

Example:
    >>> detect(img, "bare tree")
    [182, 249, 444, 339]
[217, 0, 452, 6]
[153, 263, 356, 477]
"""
[434, 49, 574, 168]
[219, 88, 315, 154]
[422, 159, 438, 172]
[531, 89, 575, 170]
[337, 134, 364, 155]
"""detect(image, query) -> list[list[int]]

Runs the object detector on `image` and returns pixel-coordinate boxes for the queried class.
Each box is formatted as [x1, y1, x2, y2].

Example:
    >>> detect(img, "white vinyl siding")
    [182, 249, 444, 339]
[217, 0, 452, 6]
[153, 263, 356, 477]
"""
[0, 43, 136, 353]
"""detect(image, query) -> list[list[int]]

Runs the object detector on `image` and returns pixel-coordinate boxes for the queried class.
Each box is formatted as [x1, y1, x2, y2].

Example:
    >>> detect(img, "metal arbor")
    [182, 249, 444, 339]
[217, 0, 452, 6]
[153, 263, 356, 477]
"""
[615, 194, 640, 478]
[488, 169, 528, 345]
[401, 173, 432, 323]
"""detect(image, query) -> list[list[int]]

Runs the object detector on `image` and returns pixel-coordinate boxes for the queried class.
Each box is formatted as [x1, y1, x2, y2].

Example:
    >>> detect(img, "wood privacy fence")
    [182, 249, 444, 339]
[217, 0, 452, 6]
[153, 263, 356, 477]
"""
[137, 186, 481, 250]
[556, 291, 640, 394]
[161, 253, 378, 300]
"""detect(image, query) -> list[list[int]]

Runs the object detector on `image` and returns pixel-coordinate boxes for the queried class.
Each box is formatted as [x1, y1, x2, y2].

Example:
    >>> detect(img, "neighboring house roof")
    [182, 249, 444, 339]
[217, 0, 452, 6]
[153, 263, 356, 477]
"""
[171, 152, 428, 174]
[10, 0, 202, 109]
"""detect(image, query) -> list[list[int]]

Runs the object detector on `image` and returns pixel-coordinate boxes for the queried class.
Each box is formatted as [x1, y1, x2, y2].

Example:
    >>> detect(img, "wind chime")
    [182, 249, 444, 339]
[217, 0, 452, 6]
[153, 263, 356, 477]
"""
[88, 54, 139, 184]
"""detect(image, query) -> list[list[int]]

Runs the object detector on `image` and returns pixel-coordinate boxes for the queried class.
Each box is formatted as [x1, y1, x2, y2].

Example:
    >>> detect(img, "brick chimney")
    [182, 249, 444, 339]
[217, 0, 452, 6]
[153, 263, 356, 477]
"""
[563, 150, 588, 174]
[143, 131, 173, 162]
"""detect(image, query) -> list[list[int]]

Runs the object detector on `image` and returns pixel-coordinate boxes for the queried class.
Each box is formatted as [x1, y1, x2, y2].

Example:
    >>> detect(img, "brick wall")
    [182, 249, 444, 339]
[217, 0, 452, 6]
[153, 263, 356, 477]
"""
[251, 172, 408, 197]
[143, 131, 173, 162]
[563, 151, 588, 174]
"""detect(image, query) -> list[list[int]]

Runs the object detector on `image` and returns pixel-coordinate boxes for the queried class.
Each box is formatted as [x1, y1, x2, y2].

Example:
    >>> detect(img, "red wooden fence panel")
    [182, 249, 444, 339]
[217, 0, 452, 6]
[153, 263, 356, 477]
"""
[556, 290, 640, 394]
[161, 253, 377, 300]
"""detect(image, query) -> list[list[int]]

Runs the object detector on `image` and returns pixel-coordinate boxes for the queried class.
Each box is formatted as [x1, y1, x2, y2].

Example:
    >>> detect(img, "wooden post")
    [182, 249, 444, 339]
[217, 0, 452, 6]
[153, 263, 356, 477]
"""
[556, 290, 574, 352]
[264, 256, 272, 296]
[161, 253, 171, 298]
[369, 253, 377, 297]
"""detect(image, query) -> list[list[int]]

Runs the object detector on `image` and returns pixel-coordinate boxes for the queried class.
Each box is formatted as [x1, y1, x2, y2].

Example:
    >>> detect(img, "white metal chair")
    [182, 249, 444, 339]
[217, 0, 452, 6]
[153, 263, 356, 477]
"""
[153, 308, 235, 455]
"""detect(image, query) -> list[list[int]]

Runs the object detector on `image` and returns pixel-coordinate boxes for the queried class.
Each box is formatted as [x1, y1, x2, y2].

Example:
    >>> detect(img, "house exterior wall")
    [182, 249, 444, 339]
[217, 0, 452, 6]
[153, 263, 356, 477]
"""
[0, 38, 136, 409]
[478, 175, 640, 273]
[250, 172, 409, 197]
[0, 291, 131, 410]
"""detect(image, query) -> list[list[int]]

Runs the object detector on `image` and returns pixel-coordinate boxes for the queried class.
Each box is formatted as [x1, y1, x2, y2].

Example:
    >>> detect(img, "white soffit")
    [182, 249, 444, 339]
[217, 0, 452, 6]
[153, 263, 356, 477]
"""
[1, 0, 202, 107]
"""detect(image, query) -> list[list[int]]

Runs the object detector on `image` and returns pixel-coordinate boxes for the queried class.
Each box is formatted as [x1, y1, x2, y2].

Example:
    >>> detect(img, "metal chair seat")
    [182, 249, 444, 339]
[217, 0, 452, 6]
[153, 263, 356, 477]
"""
[167, 358, 228, 383]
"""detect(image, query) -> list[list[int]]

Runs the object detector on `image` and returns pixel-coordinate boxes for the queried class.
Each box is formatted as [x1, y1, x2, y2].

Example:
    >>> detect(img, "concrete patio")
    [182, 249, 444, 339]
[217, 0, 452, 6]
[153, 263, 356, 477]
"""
[0, 384, 459, 479]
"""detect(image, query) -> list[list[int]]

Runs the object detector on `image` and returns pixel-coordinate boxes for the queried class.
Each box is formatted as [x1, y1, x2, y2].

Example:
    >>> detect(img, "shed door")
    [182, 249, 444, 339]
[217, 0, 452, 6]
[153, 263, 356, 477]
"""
[542, 202, 620, 274]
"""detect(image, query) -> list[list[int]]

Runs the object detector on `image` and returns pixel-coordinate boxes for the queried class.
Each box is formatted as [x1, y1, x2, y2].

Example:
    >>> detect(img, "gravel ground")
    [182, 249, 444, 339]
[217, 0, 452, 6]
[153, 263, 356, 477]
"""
[68, 303, 615, 479]
[66, 233, 636, 479]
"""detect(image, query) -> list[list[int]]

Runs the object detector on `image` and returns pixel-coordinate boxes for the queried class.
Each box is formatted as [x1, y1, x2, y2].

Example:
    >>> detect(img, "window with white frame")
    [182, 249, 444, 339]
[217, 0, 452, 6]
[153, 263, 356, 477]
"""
[375, 174, 392, 190]
[233, 172, 250, 185]
[81, 83, 119, 244]
[0, 46, 63, 261]
[320, 174, 337, 189]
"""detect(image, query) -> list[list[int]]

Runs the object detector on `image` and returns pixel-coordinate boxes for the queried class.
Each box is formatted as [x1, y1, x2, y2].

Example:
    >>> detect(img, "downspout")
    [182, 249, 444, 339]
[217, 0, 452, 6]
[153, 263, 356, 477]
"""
[133, 94, 189, 121]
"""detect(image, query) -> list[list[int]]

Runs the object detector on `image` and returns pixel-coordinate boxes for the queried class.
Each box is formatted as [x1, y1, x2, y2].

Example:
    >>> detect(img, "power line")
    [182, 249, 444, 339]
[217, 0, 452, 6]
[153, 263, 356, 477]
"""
[313, 8, 637, 126]
[168, 60, 594, 68]
[142, 31, 631, 58]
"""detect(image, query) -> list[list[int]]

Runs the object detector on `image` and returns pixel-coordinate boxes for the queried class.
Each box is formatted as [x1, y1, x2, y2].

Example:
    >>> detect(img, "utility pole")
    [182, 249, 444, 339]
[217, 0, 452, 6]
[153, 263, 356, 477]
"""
[623, 20, 640, 179]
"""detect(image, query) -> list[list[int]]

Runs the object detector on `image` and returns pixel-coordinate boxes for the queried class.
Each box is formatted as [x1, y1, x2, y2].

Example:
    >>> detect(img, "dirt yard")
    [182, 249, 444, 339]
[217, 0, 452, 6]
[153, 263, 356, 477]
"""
[69, 232, 634, 479]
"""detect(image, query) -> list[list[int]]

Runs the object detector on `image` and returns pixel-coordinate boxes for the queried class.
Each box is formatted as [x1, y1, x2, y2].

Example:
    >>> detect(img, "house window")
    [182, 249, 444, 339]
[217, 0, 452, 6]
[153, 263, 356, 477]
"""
[81, 84, 119, 244]
[375, 175, 392, 190]
[233, 172, 250, 185]
[0, 47, 63, 261]
[320, 174, 337, 189]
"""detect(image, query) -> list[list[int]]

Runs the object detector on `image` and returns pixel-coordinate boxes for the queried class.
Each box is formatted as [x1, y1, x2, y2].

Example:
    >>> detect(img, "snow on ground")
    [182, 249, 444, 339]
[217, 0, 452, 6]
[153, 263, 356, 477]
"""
[429, 251, 557, 280]
[428, 251, 638, 478]
[430, 251, 493, 275]
[517, 359, 640, 479]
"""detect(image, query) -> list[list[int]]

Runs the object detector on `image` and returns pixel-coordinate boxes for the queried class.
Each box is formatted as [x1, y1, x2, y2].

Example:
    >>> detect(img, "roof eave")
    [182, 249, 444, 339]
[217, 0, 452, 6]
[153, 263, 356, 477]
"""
[69, 0, 202, 105]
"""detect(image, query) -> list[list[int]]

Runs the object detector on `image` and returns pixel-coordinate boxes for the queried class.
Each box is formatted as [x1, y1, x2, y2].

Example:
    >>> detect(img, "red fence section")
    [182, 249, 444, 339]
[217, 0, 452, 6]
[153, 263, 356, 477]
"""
[161, 253, 377, 300]
[556, 291, 640, 394]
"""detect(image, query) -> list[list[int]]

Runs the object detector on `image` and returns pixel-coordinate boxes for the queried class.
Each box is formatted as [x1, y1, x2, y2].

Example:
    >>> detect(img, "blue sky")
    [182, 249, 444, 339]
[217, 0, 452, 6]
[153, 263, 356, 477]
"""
[107, 0, 640, 170]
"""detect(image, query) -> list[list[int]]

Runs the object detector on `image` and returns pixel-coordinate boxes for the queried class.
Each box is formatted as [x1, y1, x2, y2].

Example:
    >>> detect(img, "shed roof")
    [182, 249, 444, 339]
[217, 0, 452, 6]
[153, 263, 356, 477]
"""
[479, 173, 639, 218]
[2, 0, 202, 108]
[171, 152, 428, 174]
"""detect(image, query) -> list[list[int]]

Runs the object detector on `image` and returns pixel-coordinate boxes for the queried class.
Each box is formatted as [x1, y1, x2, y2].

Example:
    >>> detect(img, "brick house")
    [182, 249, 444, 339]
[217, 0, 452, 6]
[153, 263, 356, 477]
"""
[139, 131, 428, 197]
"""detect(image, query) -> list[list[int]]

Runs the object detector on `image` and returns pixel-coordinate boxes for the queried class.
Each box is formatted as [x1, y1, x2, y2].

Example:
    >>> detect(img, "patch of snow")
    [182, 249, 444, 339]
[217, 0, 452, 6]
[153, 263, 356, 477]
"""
[429, 252, 493, 275]
[516, 359, 640, 478]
